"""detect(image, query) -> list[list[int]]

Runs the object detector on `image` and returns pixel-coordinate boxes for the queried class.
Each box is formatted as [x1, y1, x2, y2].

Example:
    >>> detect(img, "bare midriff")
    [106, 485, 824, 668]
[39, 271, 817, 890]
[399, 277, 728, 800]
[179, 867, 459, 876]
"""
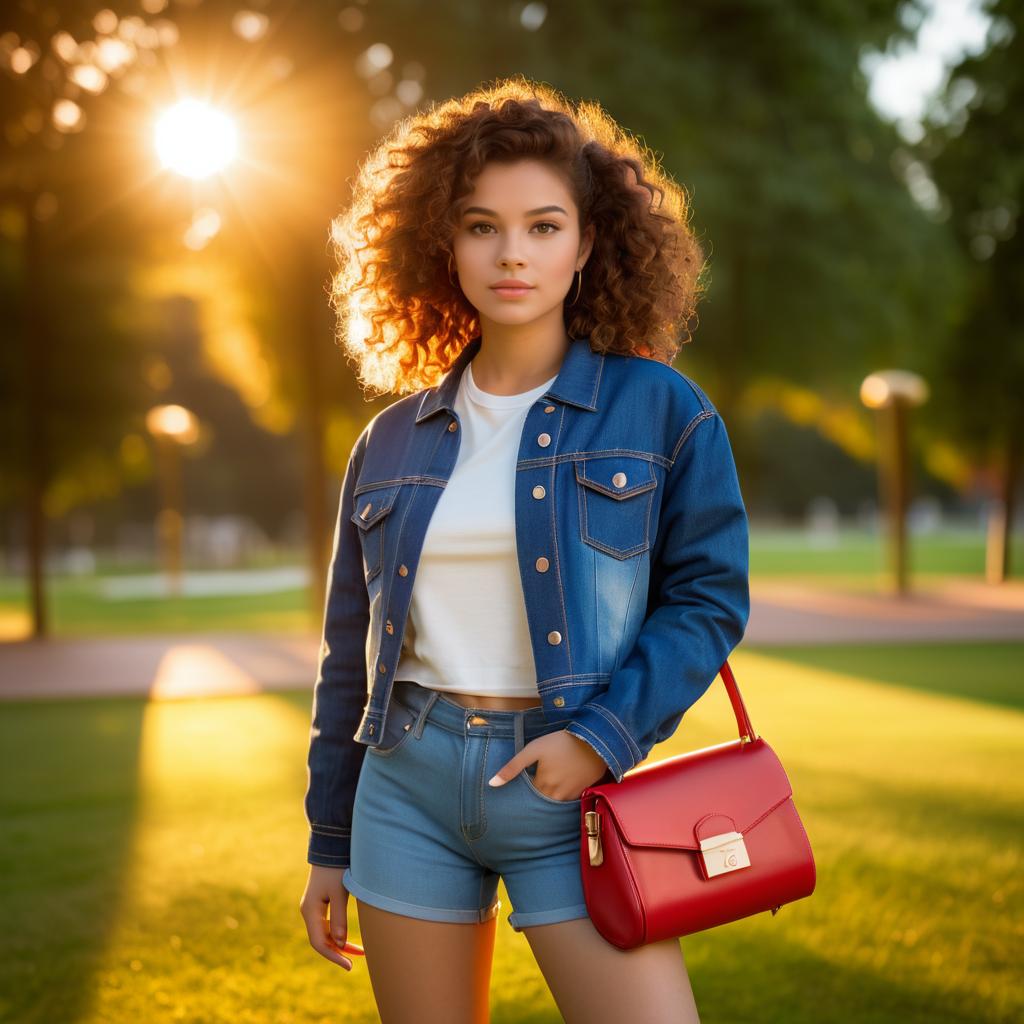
[436, 691, 542, 711]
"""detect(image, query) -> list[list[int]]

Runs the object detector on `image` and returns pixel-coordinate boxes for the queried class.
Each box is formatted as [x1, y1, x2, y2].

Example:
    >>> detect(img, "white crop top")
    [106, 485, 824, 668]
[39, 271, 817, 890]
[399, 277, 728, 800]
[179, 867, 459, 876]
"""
[393, 359, 559, 697]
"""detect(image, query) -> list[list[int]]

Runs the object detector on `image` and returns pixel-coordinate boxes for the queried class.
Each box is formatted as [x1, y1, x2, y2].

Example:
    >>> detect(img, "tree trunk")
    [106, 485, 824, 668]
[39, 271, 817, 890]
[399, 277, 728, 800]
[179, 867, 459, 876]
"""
[986, 430, 1020, 584]
[295, 244, 330, 622]
[24, 190, 50, 639]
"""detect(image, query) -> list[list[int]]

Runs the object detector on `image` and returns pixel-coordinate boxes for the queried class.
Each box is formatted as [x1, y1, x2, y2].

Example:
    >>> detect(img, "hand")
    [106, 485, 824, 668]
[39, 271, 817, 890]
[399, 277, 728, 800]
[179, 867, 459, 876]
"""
[488, 729, 609, 801]
[299, 865, 366, 971]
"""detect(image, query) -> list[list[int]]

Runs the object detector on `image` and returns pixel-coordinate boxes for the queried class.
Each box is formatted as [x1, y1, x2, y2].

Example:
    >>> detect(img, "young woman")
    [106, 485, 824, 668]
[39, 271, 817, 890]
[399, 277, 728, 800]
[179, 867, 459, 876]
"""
[299, 77, 750, 1024]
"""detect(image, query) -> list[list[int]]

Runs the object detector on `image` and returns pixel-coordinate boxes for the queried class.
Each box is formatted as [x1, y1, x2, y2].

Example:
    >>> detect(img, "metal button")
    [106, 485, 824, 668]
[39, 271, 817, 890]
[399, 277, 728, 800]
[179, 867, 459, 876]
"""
[403, 723, 411, 731]
[535, 556, 549, 572]
[553, 696, 565, 707]
[532, 485, 546, 499]
[360, 502, 373, 519]
[547, 630, 562, 645]
[612, 472, 627, 488]
[544, 405, 555, 413]
[378, 661, 387, 673]
[398, 564, 408, 576]
[368, 723, 375, 734]
[469, 714, 489, 726]
[448, 421, 458, 432]
[537, 433, 551, 447]
[385, 619, 394, 634]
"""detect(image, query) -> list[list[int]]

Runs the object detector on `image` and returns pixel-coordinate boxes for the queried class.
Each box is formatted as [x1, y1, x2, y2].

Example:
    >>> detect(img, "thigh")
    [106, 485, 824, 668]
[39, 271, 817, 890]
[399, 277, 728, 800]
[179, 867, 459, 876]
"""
[356, 899, 496, 1024]
[521, 916, 700, 1024]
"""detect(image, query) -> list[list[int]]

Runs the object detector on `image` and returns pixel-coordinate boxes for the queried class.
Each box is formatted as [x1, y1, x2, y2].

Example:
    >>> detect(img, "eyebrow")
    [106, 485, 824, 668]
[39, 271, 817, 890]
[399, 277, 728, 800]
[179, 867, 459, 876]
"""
[461, 205, 569, 218]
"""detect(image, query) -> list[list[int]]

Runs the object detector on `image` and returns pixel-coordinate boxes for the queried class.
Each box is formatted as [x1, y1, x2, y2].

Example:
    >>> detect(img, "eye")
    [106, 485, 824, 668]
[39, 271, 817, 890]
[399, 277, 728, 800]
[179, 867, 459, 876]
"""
[467, 221, 561, 235]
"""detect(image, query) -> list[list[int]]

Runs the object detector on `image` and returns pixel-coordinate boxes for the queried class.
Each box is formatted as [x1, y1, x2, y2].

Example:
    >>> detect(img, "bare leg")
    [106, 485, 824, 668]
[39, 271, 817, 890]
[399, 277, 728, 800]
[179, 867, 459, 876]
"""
[522, 916, 700, 1024]
[355, 898, 497, 1024]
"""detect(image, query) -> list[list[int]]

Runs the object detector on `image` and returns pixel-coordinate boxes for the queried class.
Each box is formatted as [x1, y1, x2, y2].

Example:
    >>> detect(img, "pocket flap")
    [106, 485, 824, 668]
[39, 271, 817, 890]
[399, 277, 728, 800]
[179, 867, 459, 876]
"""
[350, 484, 400, 530]
[598, 739, 794, 850]
[575, 456, 657, 500]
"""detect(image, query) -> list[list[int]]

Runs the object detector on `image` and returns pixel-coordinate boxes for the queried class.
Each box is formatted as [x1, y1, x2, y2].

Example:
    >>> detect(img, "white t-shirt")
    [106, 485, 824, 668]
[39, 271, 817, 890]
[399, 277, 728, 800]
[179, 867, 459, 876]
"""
[394, 359, 559, 697]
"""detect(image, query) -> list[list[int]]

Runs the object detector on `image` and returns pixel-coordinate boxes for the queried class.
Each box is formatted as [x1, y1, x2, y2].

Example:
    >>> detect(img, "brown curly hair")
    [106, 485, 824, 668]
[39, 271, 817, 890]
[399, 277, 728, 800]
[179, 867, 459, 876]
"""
[328, 74, 707, 396]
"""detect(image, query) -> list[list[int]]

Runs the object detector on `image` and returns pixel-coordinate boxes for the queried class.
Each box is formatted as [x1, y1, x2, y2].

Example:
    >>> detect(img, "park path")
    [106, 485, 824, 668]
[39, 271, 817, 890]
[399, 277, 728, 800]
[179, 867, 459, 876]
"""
[0, 577, 1020, 701]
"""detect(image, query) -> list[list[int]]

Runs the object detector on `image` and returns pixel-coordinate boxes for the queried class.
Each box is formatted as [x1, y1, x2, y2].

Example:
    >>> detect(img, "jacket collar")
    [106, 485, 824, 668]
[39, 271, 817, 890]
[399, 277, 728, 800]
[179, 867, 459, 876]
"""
[415, 334, 603, 424]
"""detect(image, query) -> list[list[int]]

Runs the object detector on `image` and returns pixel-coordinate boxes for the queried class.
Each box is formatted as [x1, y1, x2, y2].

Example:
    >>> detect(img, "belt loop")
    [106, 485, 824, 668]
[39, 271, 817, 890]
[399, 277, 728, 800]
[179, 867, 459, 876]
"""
[413, 689, 439, 739]
[514, 711, 524, 754]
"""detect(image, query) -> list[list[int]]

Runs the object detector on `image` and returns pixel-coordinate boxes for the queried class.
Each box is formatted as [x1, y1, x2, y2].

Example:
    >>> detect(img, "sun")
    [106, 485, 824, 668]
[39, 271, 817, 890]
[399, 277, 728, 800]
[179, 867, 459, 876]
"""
[155, 99, 238, 179]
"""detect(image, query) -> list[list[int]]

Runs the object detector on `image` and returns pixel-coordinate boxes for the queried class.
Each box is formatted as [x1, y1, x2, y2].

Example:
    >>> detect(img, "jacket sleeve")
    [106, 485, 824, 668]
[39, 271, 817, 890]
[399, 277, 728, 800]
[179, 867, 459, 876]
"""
[563, 408, 750, 782]
[304, 427, 370, 868]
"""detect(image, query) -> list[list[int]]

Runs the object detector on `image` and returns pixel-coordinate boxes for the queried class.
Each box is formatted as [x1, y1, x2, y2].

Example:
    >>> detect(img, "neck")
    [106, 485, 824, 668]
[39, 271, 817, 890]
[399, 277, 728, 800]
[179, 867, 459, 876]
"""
[471, 316, 571, 395]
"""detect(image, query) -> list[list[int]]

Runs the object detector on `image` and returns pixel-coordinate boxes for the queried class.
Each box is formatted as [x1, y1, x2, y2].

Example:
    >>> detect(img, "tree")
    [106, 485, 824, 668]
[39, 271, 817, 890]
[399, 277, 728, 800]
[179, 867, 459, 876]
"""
[917, 0, 1022, 580]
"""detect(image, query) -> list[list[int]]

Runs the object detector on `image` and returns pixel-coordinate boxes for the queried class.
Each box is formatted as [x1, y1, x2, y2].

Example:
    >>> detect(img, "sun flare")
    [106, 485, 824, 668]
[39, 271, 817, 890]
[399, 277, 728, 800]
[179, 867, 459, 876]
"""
[155, 99, 238, 179]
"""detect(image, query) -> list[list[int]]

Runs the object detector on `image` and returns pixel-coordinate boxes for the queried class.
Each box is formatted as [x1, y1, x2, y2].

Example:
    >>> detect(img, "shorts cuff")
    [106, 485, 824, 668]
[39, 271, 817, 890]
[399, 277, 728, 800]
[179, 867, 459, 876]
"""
[507, 903, 590, 932]
[342, 868, 501, 925]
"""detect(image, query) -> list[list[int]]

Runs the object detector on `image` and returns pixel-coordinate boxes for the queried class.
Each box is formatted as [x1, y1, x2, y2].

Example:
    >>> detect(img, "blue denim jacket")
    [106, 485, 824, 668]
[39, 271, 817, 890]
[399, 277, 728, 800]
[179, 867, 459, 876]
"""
[305, 334, 750, 868]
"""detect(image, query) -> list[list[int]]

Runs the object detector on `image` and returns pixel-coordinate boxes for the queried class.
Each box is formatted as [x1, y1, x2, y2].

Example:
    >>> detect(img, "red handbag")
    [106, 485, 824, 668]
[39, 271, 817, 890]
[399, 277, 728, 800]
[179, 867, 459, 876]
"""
[577, 659, 816, 950]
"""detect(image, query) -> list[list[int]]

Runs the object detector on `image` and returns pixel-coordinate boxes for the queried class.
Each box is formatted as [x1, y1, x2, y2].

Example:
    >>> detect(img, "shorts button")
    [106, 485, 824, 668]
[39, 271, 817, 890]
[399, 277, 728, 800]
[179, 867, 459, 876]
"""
[553, 696, 565, 707]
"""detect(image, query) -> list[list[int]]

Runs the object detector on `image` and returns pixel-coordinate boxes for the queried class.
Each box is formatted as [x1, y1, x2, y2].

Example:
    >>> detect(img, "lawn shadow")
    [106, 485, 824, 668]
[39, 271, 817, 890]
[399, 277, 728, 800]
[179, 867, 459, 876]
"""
[0, 696, 146, 1024]
[744, 640, 1024, 712]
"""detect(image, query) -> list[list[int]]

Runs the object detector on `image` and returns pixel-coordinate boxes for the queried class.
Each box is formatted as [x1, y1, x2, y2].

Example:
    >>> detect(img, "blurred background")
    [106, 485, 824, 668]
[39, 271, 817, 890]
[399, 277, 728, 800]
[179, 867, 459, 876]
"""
[0, 1, 1020, 1022]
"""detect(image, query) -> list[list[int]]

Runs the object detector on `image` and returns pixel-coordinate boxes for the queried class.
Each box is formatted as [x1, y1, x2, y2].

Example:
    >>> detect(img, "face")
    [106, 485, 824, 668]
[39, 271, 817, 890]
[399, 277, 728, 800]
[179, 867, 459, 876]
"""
[451, 158, 595, 328]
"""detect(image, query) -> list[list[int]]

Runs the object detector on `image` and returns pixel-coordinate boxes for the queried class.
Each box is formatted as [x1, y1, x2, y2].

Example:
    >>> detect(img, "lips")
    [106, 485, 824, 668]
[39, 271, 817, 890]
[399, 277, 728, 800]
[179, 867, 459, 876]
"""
[490, 281, 534, 298]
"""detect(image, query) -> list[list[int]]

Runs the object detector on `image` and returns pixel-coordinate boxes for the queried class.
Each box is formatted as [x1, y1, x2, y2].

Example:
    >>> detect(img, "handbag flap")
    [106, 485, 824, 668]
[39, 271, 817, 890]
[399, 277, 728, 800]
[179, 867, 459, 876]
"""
[594, 738, 793, 851]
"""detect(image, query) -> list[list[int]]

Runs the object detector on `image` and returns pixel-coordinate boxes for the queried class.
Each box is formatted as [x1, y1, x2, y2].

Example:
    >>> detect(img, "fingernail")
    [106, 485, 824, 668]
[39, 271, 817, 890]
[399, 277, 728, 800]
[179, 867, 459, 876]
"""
[488, 774, 503, 786]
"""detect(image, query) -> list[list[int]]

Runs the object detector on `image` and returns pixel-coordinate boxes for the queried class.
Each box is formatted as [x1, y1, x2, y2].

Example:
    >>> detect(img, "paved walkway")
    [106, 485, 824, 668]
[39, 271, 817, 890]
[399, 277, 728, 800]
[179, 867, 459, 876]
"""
[0, 578, 1020, 701]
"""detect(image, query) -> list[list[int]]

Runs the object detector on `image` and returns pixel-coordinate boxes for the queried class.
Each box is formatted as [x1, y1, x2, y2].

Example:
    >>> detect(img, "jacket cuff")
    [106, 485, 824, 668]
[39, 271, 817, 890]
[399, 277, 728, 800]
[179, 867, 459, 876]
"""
[307, 826, 351, 869]
[564, 706, 639, 783]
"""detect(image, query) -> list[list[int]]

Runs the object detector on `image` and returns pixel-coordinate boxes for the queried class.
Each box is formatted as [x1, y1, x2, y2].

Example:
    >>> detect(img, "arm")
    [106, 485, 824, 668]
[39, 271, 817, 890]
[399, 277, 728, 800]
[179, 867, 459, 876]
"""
[304, 427, 371, 868]
[564, 408, 750, 781]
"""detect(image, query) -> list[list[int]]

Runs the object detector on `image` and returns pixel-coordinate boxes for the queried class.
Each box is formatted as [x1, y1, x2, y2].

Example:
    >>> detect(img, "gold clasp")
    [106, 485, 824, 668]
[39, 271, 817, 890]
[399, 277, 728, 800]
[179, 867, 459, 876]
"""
[698, 830, 751, 878]
[585, 810, 603, 866]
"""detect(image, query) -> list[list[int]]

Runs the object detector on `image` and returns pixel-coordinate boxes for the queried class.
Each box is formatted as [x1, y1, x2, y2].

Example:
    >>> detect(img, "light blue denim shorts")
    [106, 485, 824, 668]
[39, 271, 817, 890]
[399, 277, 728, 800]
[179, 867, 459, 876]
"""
[342, 678, 590, 932]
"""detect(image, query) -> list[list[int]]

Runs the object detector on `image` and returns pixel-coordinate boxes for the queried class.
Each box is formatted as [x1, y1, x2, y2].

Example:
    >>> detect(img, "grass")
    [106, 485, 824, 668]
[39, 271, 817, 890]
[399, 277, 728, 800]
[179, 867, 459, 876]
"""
[0, 642, 1020, 1023]
[1, 529, 1021, 639]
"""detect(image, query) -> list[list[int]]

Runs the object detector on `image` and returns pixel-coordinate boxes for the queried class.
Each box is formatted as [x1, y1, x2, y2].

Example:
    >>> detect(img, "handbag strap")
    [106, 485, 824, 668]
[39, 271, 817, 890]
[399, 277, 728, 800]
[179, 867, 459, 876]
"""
[719, 660, 757, 743]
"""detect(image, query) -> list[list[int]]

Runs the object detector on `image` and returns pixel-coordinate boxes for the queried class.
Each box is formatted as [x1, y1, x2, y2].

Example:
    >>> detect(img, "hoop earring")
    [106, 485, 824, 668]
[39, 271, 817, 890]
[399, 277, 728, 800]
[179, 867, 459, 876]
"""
[568, 267, 583, 305]
[447, 252, 458, 287]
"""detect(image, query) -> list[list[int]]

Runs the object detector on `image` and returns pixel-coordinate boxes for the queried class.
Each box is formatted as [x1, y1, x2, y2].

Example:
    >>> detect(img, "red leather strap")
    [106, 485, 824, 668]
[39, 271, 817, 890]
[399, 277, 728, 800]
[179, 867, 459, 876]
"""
[719, 660, 757, 742]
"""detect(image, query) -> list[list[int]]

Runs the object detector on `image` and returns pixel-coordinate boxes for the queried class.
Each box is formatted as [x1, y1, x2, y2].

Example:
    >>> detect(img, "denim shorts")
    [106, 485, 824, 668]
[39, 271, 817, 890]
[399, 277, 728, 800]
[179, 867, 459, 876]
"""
[342, 678, 590, 932]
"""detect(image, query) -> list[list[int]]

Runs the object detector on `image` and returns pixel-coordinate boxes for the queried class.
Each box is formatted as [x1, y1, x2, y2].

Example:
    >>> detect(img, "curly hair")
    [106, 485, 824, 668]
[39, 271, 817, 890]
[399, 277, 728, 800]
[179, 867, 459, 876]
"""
[328, 74, 708, 396]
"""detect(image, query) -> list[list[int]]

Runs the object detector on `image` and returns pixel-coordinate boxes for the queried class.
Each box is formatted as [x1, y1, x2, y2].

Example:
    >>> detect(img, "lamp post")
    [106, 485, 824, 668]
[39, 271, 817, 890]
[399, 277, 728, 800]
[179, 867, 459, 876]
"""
[145, 404, 199, 598]
[860, 370, 929, 596]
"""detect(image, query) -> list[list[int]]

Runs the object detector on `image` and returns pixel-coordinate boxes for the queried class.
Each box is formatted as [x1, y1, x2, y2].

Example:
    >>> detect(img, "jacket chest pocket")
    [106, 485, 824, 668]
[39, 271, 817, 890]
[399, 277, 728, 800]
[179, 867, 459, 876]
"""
[350, 484, 401, 583]
[575, 456, 658, 559]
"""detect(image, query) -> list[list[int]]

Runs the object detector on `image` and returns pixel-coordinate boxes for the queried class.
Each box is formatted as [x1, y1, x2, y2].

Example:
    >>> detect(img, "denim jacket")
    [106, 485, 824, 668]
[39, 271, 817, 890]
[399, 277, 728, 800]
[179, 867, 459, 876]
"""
[305, 334, 750, 868]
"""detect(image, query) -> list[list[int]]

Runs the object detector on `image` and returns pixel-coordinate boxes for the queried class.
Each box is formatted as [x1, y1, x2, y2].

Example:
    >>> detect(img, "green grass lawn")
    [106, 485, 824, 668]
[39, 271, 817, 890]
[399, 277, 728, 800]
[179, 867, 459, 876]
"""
[1, 529, 1020, 638]
[0, 643, 1019, 1023]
